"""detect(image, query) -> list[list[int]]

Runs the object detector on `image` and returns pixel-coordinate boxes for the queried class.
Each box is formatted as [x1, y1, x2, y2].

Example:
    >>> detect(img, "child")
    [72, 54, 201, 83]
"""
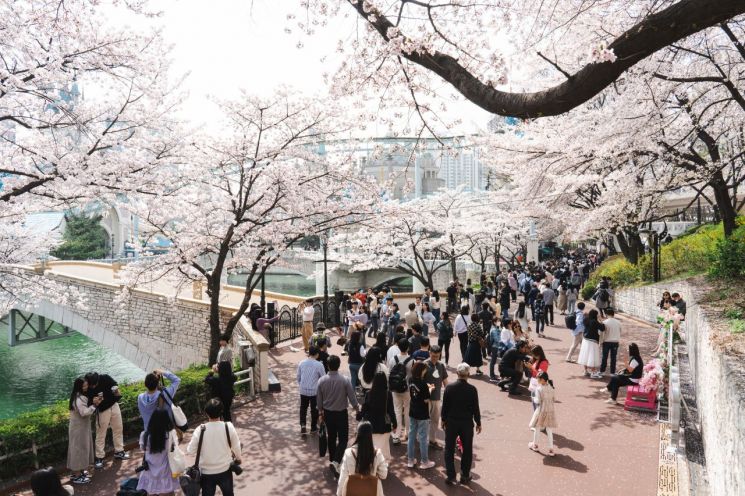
[528, 371, 557, 456]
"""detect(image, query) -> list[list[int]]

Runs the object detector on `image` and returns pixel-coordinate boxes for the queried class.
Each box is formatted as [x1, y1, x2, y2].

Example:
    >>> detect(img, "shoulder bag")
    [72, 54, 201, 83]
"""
[179, 425, 205, 496]
[224, 422, 243, 475]
[167, 429, 187, 478]
[346, 449, 379, 496]
[160, 386, 189, 432]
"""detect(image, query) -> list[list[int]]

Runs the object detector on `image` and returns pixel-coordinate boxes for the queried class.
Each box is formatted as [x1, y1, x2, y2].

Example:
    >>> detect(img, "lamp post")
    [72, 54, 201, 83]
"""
[314, 233, 339, 324]
[260, 270, 266, 316]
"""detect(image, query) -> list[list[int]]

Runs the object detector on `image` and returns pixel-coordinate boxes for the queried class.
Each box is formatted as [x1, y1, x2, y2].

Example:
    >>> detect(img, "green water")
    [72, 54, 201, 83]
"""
[0, 331, 144, 420]
[228, 272, 317, 297]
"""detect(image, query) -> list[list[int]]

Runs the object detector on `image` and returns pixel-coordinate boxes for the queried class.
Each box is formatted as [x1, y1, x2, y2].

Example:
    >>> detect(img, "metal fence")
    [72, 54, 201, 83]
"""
[272, 297, 340, 346]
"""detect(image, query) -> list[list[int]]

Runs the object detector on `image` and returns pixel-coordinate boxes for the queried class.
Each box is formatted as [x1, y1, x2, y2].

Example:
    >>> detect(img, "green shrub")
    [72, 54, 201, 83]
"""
[581, 283, 596, 301]
[0, 365, 214, 480]
[708, 226, 745, 279]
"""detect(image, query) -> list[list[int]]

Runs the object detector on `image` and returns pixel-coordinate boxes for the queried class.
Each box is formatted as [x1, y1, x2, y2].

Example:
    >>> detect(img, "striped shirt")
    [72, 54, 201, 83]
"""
[296, 357, 326, 396]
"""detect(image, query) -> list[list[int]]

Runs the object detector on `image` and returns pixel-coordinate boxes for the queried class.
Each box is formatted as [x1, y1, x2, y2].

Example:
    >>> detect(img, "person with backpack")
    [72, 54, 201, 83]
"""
[593, 286, 610, 318]
[424, 345, 448, 449]
[436, 312, 453, 365]
[387, 338, 413, 445]
[186, 399, 242, 496]
[336, 421, 388, 496]
[565, 302, 586, 362]
[569, 269, 581, 290]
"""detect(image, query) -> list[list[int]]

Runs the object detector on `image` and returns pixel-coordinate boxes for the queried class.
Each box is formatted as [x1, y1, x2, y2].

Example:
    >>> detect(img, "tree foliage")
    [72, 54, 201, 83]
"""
[50, 213, 108, 260]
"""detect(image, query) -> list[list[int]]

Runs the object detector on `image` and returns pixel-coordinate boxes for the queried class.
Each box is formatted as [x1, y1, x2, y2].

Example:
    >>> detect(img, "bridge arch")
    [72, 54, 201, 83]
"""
[20, 299, 162, 372]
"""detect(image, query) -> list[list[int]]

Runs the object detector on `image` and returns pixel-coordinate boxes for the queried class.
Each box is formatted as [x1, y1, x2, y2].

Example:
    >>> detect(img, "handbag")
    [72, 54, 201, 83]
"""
[167, 429, 187, 477]
[224, 422, 243, 475]
[179, 425, 205, 496]
[345, 450, 379, 496]
[318, 422, 328, 457]
[161, 387, 189, 432]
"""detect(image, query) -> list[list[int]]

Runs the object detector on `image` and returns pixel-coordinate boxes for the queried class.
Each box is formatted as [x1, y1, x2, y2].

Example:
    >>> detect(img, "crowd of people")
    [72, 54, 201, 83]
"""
[32, 249, 685, 496]
[293, 253, 621, 493]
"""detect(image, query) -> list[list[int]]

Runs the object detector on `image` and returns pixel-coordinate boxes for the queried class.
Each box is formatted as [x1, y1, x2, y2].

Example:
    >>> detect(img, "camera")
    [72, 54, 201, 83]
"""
[229, 461, 243, 475]
[135, 460, 149, 473]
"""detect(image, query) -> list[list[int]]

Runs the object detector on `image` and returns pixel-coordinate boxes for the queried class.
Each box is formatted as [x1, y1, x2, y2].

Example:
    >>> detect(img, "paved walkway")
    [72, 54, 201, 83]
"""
[23, 308, 661, 496]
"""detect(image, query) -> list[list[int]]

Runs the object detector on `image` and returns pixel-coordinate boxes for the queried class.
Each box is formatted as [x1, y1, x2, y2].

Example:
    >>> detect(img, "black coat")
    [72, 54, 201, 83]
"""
[361, 390, 397, 434]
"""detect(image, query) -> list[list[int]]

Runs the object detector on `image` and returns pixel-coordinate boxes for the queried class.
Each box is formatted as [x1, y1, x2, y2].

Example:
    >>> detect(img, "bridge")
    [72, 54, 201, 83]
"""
[0, 261, 285, 392]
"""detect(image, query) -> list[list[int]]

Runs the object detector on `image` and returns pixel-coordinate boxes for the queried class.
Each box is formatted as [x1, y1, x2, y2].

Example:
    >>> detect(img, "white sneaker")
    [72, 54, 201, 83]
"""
[590, 372, 603, 379]
[599, 387, 610, 394]
[420, 460, 436, 469]
[605, 398, 618, 404]
[407, 459, 417, 468]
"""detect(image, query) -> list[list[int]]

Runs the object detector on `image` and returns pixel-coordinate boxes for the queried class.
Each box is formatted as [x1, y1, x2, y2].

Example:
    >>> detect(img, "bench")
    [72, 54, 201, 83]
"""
[624, 384, 657, 412]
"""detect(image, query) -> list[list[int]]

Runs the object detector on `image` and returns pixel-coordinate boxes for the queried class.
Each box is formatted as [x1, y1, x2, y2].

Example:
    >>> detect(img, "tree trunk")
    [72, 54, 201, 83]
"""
[615, 231, 639, 264]
[709, 169, 738, 237]
[450, 249, 457, 282]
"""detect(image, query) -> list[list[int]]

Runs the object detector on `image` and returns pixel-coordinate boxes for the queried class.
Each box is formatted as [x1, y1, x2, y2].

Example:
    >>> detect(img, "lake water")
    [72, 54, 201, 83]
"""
[0, 331, 144, 420]
[227, 272, 317, 297]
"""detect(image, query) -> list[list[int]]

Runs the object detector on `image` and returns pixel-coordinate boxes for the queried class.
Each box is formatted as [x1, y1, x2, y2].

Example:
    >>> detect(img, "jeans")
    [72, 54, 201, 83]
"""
[369, 316, 379, 337]
[323, 409, 349, 463]
[502, 307, 510, 320]
[200, 469, 233, 496]
[489, 347, 500, 378]
[438, 339, 451, 365]
[349, 363, 362, 391]
[432, 308, 441, 323]
[545, 305, 554, 325]
[392, 392, 409, 440]
[385, 322, 395, 345]
[299, 394, 318, 429]
[601, 342, 619, 374]
[444, 419, 473, 479]
[407, 418, 430, 463]
[457, 332, 468, 361]
[567, 299, 576, 314]
[535, 315, 545, 335]
[607, 374, 634, 400]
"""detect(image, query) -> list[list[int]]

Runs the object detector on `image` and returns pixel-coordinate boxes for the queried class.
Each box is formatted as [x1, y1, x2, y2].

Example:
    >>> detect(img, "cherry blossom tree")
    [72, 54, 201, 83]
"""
[297, 0, 745, 119]
[124, 91, 378, 362]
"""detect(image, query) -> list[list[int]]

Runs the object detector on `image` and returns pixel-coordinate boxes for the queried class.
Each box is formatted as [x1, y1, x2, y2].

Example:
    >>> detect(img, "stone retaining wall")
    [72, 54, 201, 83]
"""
[615, 281, 745, 496]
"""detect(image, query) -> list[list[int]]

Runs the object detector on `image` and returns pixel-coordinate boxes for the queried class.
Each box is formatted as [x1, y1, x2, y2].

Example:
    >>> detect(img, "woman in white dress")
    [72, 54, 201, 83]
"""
[577, 309, 605, 378]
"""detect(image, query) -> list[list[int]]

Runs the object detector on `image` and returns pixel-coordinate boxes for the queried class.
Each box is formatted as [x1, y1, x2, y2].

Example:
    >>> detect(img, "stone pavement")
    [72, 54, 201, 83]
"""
[19, 308, 661, 496]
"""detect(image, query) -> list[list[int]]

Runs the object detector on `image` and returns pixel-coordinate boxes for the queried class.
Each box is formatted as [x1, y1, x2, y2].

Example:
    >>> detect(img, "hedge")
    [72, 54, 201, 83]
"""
[0, 365, 213, 481]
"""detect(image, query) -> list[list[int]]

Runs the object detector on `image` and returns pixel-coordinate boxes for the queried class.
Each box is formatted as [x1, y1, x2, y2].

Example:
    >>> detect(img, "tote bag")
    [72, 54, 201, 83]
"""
[161, 388, 189, 432]
[167, 430, 187, 477]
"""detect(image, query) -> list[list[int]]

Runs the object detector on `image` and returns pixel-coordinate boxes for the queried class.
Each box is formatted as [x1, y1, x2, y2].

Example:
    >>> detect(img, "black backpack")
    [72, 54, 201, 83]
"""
[389, 356, 412, 393]
[565, 313, 577, 330]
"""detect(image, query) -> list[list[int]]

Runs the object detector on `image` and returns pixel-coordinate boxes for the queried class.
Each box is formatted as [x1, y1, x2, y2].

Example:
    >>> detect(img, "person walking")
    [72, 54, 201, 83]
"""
[454, 306, 470, 362]
[336, 421, 388, 496]
[187, 399, 242, 496]
[346, 330, 366, 391]
[430, 291, 442, 323]
[407, 361, 435, 469]
[436, 312, 453, 365]
[533, 293, 546, 337]
[359, 347, 389, 391]
[317, 355, 361, 477]
[442, 363, 482, 486]
[513, 301, 530, 333]
[600, 309, 622, 376]
[84, 372, 128, 469]
[557, 284, 568, 315]
[566, 286, 578, 314]
[136, 409, 181, 495]
[424, 345, 448, 450]
[578, 309, 605, 378]
[541, 286, 555, 325]
[528, 371, 558, 456]
[488, 315, 502, 381]
[499, 283, 511, 320]
[464, 314, 486, 375]
[204, 361, 237, 422]
[297, 346, 326, 435]
[138, 370, 181, 431]
[387, 339, 413, 446]
[508, 272, 518, 302]
[300, 299, 315, 353]
[67, 377, 101, 485]
[360, 372, 397, 460]
[368, 293, 380, 337]
[565, 302, 585, 362]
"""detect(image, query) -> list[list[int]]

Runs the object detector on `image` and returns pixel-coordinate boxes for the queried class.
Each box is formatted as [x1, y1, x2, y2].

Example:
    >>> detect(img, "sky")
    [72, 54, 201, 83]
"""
[140, 0, 494, 135]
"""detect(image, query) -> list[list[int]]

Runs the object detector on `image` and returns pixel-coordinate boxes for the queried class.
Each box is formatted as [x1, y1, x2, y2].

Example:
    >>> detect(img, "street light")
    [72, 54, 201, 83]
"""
[313, 232, 339, 324]
[639, 228, 661, 282]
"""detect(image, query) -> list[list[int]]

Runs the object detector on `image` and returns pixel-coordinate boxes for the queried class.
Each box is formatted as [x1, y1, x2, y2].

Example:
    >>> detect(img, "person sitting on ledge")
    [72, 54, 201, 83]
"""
[603, 343, 644, 405]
